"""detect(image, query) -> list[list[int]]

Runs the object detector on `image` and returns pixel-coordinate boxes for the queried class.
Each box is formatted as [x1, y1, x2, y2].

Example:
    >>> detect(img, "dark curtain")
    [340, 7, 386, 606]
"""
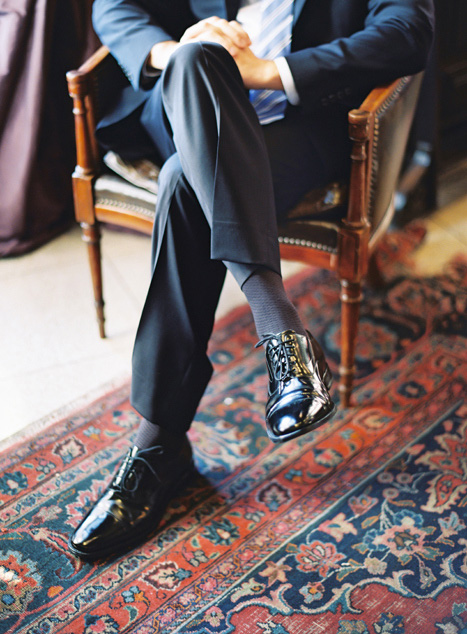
[0, 0, 99, 256]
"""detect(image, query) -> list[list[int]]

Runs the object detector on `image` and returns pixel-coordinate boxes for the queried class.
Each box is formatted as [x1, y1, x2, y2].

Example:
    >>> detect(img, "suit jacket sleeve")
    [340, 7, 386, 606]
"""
[286, 0, 435, 112]
[92, 0, 193, 90]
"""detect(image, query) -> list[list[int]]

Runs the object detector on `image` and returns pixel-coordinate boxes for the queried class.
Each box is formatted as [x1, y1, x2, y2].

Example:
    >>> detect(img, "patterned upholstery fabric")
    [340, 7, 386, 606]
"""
[98, 151, 347, 252]
[95, 173, 157, 220]
[95, 152, 159, 220]
[103, 152, 160, 194]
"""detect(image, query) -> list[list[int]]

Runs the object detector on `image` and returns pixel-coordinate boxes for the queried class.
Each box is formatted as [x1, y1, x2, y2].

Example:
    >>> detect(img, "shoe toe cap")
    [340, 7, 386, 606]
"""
[70, 506, 119, 555]
[267, 390, 336, 441]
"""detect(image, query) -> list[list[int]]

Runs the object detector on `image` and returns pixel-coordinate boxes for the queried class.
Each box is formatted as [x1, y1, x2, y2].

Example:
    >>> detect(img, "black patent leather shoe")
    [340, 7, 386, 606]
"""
[68, 438, 193, 560]
[257, 329, 337, 443]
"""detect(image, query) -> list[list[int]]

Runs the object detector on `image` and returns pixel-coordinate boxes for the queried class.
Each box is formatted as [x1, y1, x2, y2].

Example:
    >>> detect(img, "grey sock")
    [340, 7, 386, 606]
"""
[134, 418, 184, 452]
[241, 267, 306, 339]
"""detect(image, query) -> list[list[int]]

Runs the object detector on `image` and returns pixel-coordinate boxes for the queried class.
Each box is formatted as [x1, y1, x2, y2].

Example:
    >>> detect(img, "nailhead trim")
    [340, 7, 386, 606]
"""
[278, 235, 337, 253]
[369, 76, 409, 220]
[95, 196, 156, 219]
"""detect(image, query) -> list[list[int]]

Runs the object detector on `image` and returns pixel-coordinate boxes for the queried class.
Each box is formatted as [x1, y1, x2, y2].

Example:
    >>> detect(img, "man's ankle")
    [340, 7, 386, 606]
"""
[134, 418, 185, 452]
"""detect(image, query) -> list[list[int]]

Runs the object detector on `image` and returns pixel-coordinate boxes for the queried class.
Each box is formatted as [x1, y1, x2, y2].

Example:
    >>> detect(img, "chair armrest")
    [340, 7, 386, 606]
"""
[66, 47, 111, 180]
[68, 46, 111, 81]
[357, 76, 410, 117]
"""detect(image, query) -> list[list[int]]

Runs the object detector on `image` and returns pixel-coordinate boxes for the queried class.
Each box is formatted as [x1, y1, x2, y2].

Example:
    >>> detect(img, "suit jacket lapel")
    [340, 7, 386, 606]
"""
[293, 0, 307, 25]
[225, 0, 238, 20]
[192, 0, 228, 19]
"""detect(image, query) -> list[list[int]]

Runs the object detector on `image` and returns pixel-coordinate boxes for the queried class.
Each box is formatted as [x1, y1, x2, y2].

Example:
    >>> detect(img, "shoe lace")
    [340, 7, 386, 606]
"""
[112, 446, 164, 494]
[255, 333, 300, 382]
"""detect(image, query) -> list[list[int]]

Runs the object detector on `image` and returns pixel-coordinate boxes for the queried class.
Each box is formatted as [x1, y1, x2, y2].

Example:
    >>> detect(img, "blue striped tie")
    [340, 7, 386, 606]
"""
[250, 0, 294, 125]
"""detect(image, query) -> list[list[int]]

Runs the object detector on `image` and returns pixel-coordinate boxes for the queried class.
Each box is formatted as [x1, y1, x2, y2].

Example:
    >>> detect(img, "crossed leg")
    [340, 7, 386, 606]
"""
[68, 42, 338, 560]
[133, 42, 336, 431]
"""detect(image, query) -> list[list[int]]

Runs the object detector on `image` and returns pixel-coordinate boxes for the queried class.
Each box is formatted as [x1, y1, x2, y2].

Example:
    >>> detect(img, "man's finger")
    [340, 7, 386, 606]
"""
[180, 24, 240, 57]
[228, 20, 252, 47]
[181, 17, 219, 41]
[207, 17, 251, 48]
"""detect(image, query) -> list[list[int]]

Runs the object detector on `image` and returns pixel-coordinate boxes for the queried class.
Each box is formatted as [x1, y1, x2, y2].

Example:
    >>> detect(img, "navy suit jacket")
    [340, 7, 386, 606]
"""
[92, 0, 434, 134]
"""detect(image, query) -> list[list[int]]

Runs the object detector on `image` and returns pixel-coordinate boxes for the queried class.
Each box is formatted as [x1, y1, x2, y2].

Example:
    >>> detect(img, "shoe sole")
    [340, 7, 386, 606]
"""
[67, 461, 195, 561]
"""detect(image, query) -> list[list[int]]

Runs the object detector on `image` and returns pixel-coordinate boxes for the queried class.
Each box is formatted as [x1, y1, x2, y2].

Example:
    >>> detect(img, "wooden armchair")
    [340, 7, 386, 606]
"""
[66, 47, 423, 407]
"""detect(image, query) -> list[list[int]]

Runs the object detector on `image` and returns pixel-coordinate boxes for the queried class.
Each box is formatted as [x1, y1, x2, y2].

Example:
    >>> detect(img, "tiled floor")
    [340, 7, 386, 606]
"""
[0, 226, 305, 441]
[1, 187, 467, 443]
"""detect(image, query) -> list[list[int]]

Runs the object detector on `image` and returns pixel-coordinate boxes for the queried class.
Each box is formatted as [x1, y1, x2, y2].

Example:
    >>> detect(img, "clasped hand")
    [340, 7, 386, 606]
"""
[150, 16, 282, 91]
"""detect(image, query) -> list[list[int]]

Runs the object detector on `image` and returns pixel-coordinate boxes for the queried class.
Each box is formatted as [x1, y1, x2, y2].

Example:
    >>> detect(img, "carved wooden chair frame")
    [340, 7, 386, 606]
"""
[67, 47, 423, 407]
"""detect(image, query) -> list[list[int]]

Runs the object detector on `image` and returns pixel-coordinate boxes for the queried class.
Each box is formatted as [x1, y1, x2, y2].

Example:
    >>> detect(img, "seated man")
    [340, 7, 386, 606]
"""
[69, 0, 434, 559]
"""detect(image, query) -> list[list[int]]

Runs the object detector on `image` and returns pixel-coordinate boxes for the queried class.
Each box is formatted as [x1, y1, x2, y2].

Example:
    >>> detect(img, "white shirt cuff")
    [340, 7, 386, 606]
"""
[274, 57, 300, 106]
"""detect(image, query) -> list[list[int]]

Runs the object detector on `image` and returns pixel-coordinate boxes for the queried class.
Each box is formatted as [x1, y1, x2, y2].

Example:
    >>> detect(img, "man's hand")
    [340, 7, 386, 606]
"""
[149, 17, 283, 92]
[231, 46, 283, 90]
[149, 40, 180, 70]
[149, 17, 249, 70]
[181, 18, 283, 90]
[180, 17, 251, 55]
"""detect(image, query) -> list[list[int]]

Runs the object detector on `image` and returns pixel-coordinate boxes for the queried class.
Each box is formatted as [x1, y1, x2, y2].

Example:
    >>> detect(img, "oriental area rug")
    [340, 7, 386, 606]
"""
[1, 223, 467, 634]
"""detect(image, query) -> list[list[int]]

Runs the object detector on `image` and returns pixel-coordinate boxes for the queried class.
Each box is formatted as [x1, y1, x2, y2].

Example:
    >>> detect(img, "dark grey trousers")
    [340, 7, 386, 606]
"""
[130, 42, 348, 431]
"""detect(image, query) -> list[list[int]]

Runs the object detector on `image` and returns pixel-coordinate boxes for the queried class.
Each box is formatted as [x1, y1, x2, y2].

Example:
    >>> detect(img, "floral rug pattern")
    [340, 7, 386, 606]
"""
[1, 225, 467, 633]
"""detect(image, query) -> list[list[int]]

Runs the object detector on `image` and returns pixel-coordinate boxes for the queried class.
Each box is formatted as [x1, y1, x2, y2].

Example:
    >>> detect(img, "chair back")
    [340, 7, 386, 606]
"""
[366, 72, 424, 239]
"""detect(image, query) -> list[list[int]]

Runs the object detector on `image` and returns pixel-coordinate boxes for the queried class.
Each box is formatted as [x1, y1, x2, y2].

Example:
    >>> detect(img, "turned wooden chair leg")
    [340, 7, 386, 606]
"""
[81, 222, 106, 338]
[339, 279, 362, 407]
